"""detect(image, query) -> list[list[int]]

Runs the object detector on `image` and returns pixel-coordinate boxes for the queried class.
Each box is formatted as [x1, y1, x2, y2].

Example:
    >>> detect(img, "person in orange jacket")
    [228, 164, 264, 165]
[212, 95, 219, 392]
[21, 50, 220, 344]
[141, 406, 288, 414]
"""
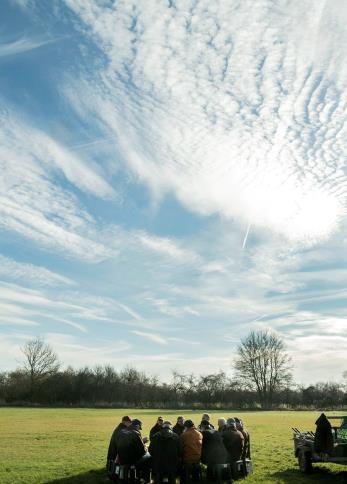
[180, 419, 203, 465]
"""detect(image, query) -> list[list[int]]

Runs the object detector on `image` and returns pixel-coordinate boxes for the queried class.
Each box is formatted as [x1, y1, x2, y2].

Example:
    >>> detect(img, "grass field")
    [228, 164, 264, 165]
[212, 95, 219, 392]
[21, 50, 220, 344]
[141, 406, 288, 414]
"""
[0, 408, 346, 483]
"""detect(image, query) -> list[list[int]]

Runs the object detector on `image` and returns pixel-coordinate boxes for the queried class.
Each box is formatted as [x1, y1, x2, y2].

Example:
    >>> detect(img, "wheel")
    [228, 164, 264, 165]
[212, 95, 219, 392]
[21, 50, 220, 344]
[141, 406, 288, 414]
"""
[298, 450, 312, 473]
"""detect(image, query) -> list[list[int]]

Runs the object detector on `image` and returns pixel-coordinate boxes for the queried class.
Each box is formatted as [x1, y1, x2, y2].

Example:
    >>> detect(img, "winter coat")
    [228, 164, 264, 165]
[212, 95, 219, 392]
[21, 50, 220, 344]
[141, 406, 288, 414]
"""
[116, 428, 147, 465]
[173, 423, 185, 436]
[180, 427, 203, 464]
[198, 422, 215, 431]
[240, 428, 251, 459]
[149, 428, 181, 474]
[107, 422, 128, 461]
[150, 423, 163, 440]
[222, 428, 244, 463]
[314, 413, 334, 454]
[201, 429, 227, 465]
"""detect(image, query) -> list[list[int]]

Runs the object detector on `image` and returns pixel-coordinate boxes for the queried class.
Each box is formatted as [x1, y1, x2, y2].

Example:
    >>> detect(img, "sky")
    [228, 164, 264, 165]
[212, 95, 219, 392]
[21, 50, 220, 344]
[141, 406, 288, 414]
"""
[0, 0, 346, 384]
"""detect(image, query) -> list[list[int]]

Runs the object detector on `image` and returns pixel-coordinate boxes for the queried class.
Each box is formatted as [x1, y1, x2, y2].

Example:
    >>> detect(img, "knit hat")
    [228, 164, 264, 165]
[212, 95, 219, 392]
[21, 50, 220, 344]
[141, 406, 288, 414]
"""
[184, 419, 194, 428]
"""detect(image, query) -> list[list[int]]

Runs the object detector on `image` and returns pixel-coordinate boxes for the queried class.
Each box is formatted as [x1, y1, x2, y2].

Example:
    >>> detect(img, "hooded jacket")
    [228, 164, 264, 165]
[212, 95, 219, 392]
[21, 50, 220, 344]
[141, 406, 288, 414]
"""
[149, 428, 181, 474]
[180, 427, 203, 464]
[314, 413, 334, 454]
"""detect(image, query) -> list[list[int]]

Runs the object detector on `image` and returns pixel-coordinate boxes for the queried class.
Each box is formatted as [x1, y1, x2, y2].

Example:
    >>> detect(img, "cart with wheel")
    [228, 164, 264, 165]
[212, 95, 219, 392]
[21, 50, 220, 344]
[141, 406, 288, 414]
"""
[293, 415, 347, 473]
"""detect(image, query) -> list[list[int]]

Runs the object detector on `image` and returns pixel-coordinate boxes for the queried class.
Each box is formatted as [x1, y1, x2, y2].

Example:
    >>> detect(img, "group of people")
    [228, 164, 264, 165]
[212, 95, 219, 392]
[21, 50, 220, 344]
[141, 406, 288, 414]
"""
[107, 413, 251, 483]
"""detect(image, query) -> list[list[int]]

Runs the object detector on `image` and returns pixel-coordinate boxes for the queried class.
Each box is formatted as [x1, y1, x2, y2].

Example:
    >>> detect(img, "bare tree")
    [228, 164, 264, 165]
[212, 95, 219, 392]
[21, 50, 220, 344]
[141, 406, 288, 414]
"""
[343, 370, 347, 391]
[21, 338, 60, 400]
[234, 330, 292, 409]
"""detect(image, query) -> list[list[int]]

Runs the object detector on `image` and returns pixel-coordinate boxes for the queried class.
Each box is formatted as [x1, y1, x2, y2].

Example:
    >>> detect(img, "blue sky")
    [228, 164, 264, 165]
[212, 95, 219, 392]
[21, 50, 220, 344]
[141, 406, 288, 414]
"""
[0, 0, 346, 384]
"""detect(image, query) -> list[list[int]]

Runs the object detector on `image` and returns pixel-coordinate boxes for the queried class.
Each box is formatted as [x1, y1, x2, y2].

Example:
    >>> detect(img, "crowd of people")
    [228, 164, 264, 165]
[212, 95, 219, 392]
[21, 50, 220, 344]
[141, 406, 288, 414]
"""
[107, 413, 251, 483]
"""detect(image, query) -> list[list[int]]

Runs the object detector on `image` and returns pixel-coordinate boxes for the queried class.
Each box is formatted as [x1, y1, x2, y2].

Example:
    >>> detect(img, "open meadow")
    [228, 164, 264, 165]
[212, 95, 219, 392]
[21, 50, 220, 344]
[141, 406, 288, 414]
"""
[0, 408, 346, 484]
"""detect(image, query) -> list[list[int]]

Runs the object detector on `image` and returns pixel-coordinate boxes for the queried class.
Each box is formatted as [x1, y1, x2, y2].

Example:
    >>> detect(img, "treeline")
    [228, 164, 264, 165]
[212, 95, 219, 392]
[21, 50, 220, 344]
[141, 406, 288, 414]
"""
[1, 334, 346, 409]
[0, 366, 346, 409]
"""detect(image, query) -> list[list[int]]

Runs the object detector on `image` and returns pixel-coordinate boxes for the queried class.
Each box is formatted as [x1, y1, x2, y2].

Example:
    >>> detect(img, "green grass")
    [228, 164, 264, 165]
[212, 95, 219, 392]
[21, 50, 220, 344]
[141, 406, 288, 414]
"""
[0, 408, 346, 483]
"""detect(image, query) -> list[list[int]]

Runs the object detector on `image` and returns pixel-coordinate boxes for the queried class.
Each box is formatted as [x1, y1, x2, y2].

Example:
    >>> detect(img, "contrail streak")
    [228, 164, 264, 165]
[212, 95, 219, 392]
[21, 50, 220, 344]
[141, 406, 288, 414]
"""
[242, 223, 251, 249]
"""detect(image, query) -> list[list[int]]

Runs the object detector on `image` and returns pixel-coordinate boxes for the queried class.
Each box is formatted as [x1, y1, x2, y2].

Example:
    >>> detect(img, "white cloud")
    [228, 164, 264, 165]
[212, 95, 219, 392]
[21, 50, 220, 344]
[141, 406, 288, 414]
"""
[0, 255, 74, 287]
[132, 330, 168, 346]
[0, 36, 53, 57]
[62, 0, 347, 244]
[116, 303, 142, 321]
[135, 231, 200, 262]
[45, 332, 131, 356]
[0, 282, 106, 333]
[0, 0, 346, 383]
[286, 333, 347, 383]
[144, 294, 200, 318]
[0, 108, 117, 261]
[0, 107, 116, 198]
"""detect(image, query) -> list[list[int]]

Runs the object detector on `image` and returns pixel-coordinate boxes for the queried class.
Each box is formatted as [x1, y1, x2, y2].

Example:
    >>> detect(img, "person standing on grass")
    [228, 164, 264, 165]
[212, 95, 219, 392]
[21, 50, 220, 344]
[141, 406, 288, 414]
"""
[173, 416, 185, 436]
[200, 419, 227, 467]
[107, 415, 132, 464]
[222, 418, 244, 466]
[217, 418, 227, 433]
[198, 413, 214, 430]
[149, 421, 181, 484]
[234, 417, 251, 459]
[150, 416, 164, 440]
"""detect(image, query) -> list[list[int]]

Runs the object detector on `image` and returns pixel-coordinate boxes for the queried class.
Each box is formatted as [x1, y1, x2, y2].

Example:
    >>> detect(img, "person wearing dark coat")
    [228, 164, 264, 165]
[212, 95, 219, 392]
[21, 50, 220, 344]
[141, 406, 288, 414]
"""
[173, 416, 185, 436]
[200, 420, 227, 466]
[150, 416, 164, 440]
[107, 415, 132, 463]
[149, 421, 181, 484]
[222, 418, 244, 465]
[116, 419, 151, 483]
[234, 417, 251, 459]
[198, 413, 215, 430]
[314, 413, 334, 455]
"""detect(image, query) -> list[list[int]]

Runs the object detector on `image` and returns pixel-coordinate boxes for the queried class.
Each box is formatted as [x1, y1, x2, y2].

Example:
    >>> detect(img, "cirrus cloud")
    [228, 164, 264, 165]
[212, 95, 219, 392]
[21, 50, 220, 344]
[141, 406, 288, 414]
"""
[62, 0, 347, 244]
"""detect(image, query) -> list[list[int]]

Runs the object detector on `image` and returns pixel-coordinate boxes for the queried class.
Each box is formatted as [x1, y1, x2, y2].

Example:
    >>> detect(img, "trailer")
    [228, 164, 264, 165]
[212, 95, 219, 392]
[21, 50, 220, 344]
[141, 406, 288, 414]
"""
[293, 415, 347, 473]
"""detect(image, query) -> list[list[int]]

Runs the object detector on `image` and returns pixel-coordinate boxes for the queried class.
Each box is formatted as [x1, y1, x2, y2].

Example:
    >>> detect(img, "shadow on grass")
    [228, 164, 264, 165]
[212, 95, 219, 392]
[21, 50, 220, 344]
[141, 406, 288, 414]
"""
[46, 469, 181, 484]
[44, 466, 347, 484]
[272, 465, 347, 483]
[46, 468, 108, 484]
